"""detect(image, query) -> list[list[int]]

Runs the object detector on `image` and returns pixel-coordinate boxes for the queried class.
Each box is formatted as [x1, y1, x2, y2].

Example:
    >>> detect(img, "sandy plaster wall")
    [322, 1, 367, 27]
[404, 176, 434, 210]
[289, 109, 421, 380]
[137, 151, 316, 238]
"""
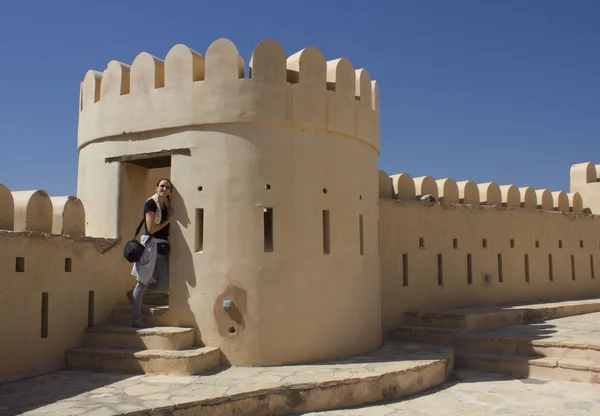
[0, 232, 127, 383]
[380, 200, 600, 331]
[78, 125, 382, 366]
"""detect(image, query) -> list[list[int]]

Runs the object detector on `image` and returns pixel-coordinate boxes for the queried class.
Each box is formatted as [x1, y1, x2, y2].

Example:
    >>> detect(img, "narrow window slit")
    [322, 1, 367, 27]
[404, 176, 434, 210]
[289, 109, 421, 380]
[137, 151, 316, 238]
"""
[437, 254, 443, 286]
[510, 239, 515, 248]
[264, 208, 274, 253]
[549, 254, 554, 281]
[467, 254, 473, 285]
[322, 210, 330, 255]
[497, 254, 503, 282]
[419, 237, 424, 248]
[41, 292, 49, 339]
[453, 238, 458, 249]
[591, 255, 595, 279]
[482, 239, 487, 248]
[359, 215, 364, 255]
[65, 258, 72, 273]
[524, 254, 530, 282]
[559, 240, 563, 248]
[571, 254, 576, 280]
[88, 291, 95, 327]
[402, 253, 409, 287]
[195, 209, 204, 252]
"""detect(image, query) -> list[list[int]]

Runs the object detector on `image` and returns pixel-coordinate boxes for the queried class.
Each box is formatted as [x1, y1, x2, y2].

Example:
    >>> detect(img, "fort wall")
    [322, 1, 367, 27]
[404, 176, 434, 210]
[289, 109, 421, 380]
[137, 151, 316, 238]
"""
[378, 170, 600, 331]
[77, 39, 382, 366]
[571, 162, 600, 214]
[0, 185, 127, 383]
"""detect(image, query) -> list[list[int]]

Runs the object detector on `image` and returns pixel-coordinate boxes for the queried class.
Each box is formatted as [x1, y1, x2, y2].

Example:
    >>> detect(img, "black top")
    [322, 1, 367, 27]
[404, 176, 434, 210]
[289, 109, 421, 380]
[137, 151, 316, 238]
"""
[143, 198, 169, 240]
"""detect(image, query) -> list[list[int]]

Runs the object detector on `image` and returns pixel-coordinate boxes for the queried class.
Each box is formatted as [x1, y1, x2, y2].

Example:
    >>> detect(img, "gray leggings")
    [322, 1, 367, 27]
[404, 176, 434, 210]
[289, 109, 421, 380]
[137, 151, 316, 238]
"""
[132, 253, 169, 321]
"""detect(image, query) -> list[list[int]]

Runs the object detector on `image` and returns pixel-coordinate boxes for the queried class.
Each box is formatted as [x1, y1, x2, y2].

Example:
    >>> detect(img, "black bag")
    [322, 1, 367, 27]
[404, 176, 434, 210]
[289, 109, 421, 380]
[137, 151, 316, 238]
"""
[123, 218, 152, 263]
[157, 242, 170, 256]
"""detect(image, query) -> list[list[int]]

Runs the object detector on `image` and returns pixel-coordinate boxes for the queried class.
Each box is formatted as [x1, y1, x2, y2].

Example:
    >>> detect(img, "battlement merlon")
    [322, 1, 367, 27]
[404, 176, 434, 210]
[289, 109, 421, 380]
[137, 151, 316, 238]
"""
[78, 39, 380, 153]
[570, 162, 600, 214]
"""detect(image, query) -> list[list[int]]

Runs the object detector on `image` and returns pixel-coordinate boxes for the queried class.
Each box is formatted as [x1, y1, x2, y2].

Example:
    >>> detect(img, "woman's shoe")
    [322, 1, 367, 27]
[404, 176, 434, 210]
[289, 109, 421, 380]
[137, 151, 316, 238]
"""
[132, 319, 149, 329]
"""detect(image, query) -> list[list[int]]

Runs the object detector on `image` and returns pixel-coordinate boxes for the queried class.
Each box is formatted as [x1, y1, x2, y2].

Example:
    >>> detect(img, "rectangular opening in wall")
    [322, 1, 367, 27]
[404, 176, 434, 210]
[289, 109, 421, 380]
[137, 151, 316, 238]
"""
[88, 291, 95, 328]
[497, 254, 503, 282]
[559, 240, 563, 248]
[591, 255, 595, 279]
[437, 254, 443, 286]
[571, 254, 576, 280]
[419, 237, 424, 248]
[64, 258, 72, 273]
[359, 214, 364, 255]
[41, 292, 49, 339]
[510, 239, 515, 248]
[453, 238, 458, 249]
[263, 208, 274, 253]
[402, 253, 408, 287]
[580, 240, 584, 248]
[524, 254, 530, 282]
[467, 254, 473, 285]
[322, 210, 330, 255]
[195, 209, 204, 253]
[377, 219, 380, 255]
[549, 254, 554, 281]
[535, 240, 540, 248]
[15, 257, 24, 273]
[482, 239, 487, 248]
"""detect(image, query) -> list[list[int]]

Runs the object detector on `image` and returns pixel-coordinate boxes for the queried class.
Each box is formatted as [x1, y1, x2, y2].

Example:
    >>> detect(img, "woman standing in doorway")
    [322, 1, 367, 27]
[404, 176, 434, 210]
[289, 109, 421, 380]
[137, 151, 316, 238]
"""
[127, 178, 175, 328]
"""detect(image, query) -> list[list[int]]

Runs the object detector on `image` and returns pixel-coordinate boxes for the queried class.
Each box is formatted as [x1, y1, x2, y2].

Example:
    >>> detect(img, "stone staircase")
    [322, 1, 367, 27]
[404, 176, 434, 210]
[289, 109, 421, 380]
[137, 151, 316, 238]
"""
[391, 298, 600, 384]
[66, 293, 222, 376]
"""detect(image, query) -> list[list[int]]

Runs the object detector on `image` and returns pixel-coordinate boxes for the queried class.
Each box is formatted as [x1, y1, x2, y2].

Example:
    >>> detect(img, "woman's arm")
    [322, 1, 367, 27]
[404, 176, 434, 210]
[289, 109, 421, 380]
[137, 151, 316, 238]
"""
[145, 211, 171, 234]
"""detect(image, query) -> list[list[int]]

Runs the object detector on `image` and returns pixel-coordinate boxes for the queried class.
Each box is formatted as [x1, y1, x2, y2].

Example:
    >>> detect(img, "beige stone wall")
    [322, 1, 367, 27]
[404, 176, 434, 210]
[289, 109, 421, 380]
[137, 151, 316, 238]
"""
[77, 39, 382, 366]
[0, 232, 126, 383]
[0, 184, 129, 383]
[571, 162, 600, 214]
[379, 170, 600, 331]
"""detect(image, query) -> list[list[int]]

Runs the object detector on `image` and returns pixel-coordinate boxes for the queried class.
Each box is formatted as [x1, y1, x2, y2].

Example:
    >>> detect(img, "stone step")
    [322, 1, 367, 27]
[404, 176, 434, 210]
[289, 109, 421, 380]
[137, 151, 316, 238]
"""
[404, 298, 600, 331]
[456, 332, 600, 362]
[112, 305, 172, 327]
[456, 352, 600, 384]
[389, 325, 458, 346]
[66, 346, 221, 375]
[142, 292, 169, 305]
[84, 325, 195, 351]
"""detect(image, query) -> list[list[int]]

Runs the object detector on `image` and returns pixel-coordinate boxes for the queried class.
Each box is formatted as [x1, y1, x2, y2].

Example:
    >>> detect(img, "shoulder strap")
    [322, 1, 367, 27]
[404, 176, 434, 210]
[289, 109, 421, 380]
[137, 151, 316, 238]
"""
[134, 218, 145, 238]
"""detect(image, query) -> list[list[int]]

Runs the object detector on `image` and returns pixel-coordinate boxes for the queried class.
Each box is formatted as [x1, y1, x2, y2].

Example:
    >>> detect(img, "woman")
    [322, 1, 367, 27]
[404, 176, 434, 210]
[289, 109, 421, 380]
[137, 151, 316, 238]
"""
[127, 178, 175, 328]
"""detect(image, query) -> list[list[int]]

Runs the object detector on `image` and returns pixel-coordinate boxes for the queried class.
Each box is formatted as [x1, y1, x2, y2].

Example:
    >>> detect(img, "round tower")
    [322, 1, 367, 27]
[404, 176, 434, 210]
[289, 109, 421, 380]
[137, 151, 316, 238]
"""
[77, 38, 381, 365]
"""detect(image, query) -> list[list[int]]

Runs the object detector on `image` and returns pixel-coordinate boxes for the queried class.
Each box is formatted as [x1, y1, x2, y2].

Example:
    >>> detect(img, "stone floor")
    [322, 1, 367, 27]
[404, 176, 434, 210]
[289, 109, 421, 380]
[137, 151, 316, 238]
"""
[460, 311, 600, 346]
[3, 311, 600, 416]
[0, 342, 451, 416]
[304, 369, 600, 415]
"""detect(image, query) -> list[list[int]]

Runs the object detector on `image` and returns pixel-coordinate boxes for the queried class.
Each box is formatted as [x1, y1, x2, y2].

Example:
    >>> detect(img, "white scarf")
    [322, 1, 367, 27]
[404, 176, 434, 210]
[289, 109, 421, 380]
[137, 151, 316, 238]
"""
[150, 194, 168, 224]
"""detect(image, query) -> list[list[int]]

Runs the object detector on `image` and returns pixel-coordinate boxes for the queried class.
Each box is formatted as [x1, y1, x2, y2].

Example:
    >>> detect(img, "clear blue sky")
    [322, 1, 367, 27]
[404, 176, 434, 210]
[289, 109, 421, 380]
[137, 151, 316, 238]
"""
[0, 0, 598, 196]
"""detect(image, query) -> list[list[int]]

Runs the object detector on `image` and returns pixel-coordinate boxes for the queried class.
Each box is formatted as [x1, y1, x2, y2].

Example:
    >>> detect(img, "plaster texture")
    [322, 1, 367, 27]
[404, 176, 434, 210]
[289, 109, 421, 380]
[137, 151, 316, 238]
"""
[2, 36, 600, 384]
[77, 38, 382, 366]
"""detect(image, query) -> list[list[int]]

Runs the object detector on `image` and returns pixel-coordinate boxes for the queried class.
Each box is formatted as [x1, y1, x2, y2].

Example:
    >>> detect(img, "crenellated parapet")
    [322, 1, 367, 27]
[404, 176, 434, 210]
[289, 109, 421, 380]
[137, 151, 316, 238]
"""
[0, 185, 86, 236]
[382, 171, 584, 213]
[570, 162, 600, 214]
[78, 39, 380, 153]
[51, 197, 86, 237]
[0, 184, 14, 231]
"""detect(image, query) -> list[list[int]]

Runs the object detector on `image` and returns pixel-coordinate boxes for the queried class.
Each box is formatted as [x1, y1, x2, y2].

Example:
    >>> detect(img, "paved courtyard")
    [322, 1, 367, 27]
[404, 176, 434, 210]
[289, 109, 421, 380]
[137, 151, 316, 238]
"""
[2, 312, 600, 415]
[304, 369, 600, 416]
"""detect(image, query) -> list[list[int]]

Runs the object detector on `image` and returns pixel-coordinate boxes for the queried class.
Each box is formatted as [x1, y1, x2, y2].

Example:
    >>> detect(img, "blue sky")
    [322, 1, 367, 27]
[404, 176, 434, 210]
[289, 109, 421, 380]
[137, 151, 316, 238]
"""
[0, 0, 598, 196]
